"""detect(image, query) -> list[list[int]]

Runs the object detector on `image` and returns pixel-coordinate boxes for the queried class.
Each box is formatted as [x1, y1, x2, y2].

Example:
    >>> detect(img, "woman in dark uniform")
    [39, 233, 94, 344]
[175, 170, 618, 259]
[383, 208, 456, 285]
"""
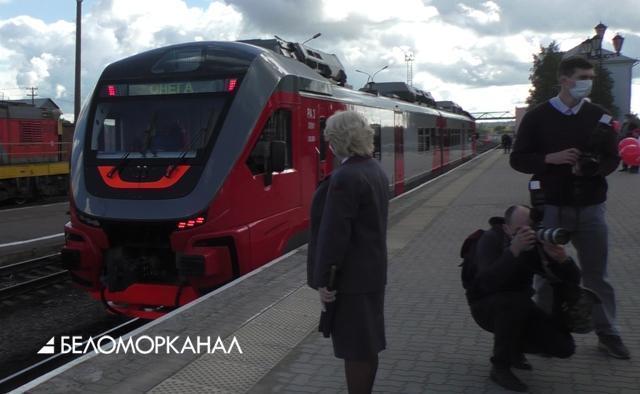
[307, 110, 389, 394]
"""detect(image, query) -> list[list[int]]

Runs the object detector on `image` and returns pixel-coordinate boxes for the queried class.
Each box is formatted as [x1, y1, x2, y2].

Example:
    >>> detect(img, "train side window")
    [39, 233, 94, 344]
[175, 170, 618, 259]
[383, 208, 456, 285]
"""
[417, 128, 430, 153]
[371, 123, 381, 160]
[246, 109, 292, 175]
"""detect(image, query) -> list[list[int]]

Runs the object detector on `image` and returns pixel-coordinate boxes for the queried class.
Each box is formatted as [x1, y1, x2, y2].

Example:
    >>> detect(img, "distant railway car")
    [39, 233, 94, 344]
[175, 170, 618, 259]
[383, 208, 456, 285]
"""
[62, 38, 478, 319]
[0, 99, 69, 203]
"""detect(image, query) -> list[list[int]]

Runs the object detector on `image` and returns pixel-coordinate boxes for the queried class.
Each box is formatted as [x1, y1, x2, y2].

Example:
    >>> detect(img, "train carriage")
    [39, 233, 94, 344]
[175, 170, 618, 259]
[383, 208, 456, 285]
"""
[62, 39, 477, 318]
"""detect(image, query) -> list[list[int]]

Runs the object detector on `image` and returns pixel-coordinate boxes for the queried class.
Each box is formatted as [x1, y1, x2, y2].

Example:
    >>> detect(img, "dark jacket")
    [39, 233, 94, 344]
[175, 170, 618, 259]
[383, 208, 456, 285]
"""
[308, 156, 390, 294]
[467, 225, 581, 302]
[307, 175, 331, 289]
[510, 100, 619, 206]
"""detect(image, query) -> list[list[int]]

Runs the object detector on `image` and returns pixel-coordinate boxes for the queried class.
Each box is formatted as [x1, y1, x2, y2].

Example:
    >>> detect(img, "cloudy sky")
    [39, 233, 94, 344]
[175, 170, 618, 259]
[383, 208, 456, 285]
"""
[1, 0, 639, 120]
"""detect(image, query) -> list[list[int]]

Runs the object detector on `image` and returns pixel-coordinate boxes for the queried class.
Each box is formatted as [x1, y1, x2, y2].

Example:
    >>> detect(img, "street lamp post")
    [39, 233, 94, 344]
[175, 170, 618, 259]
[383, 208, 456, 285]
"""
[371, 65, 388, 82]
[586, 23, 625, 60]
[74, 0, 82, 124]
[355, 69, 372, 84]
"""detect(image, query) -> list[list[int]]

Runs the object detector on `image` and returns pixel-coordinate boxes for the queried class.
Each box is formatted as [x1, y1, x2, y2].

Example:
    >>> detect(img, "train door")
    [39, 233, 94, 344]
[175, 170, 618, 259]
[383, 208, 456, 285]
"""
[244, 104, 302, 268]
[393, 111, 404, 195]
[315, 111, 329, 185]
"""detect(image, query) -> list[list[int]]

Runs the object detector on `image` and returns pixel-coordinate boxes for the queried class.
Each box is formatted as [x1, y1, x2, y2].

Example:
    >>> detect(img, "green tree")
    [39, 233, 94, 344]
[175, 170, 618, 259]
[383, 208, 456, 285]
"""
[526, 41, 562, 109]
[591, 62, 618, 117]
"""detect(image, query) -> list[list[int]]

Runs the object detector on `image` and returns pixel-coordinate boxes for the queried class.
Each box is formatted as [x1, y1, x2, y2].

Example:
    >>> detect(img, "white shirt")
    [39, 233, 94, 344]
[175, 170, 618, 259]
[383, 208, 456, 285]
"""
[549, 96, 587, 115]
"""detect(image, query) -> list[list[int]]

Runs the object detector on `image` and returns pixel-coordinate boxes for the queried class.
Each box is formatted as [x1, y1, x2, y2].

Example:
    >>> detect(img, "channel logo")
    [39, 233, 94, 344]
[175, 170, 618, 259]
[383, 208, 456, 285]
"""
[35, 336, 242, 355]
[37, 337, 55, 354]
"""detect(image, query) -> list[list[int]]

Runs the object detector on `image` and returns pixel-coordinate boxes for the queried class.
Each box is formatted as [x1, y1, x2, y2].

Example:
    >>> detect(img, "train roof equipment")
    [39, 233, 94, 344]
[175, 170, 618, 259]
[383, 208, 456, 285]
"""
[359, 82, 437, 108]
[239, 37, 347, 86]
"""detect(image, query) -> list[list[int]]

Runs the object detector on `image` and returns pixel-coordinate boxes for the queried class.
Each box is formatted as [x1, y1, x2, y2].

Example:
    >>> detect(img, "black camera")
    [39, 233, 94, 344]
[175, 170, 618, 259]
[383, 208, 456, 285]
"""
[576, 153, 600, 177]
[575, 119, 613, 177]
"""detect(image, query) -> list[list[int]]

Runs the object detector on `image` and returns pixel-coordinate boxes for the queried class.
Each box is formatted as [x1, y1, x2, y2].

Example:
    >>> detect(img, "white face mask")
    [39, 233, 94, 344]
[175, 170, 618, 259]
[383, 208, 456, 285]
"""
[569, 79, 592, 100]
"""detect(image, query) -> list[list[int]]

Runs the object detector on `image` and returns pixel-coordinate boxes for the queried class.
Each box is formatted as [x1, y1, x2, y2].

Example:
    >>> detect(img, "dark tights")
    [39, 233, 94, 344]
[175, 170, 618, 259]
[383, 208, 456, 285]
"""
[344, 355, 379, 394]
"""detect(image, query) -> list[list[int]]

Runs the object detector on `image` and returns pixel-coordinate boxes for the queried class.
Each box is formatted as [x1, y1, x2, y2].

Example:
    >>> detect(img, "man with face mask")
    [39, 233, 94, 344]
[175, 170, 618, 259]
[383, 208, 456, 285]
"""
[468, 205, 580, 392]
[510, 56, 629, 359]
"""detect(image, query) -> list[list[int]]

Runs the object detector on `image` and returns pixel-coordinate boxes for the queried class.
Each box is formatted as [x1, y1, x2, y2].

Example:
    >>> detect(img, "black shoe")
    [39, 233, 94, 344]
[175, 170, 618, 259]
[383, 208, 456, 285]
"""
[598, 335, 631, 359]
[490, 366, 528, 392]
[619, 168, 627, 171]
[511, 354, 533, 370]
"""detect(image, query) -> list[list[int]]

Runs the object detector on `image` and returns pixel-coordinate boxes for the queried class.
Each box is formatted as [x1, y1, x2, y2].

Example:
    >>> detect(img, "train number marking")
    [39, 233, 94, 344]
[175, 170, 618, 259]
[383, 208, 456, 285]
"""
[306, 108, 316, 119]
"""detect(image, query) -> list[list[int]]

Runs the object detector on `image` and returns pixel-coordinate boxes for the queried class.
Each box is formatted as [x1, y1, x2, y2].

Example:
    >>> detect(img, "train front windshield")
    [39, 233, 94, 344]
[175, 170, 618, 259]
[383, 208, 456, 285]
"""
[89, 79, 235, 160]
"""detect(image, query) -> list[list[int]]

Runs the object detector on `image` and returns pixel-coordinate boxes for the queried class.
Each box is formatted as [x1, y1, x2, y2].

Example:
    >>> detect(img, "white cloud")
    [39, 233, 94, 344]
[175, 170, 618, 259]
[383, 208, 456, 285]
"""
[322, 0, 438, 23]
[458, 1, 501, 25]
[0, 0, 638, 118]
[0, 1, 243, 115]
[55, 84, 67, 99]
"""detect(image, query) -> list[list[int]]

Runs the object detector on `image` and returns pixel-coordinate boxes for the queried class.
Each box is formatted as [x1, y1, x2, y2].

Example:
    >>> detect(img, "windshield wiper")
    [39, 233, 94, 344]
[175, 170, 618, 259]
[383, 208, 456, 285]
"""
[165, 109, 216, 178]
[107, 152, 131, 178]
[141, 113, 158, 157]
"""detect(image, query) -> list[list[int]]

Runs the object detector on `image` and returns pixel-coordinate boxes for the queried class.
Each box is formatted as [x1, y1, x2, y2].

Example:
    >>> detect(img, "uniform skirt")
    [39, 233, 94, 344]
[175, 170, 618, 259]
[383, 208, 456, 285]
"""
[330, 291, 386, 360]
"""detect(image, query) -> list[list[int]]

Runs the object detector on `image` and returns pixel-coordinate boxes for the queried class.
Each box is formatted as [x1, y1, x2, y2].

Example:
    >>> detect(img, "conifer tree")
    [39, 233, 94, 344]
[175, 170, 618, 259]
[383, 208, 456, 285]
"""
[591, 62, 618, 117]
[526, 42, 562, 108]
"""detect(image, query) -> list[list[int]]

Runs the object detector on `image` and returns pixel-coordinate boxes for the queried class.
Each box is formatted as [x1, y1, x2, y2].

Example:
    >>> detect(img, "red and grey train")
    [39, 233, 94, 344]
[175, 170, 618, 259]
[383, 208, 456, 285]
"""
[62, 39, 477, 319]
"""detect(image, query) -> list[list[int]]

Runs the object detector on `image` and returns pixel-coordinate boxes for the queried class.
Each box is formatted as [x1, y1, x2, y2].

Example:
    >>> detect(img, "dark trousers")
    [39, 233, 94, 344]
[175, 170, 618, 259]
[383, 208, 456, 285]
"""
[470, 291, 575, 367]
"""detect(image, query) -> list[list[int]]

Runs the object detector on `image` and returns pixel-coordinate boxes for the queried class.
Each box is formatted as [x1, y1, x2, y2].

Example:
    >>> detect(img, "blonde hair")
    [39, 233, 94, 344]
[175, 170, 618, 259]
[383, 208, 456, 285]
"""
[324, 111, 374, 157]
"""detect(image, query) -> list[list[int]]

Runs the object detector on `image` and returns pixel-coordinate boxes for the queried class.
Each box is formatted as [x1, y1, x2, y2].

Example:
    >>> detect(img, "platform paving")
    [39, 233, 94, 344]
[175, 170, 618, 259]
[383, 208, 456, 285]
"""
[19, 149, 640, 393]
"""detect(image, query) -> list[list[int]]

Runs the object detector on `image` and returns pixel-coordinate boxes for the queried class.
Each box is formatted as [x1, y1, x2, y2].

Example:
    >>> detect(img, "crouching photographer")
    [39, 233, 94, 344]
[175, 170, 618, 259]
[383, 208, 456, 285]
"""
[465, 205, 582, 392]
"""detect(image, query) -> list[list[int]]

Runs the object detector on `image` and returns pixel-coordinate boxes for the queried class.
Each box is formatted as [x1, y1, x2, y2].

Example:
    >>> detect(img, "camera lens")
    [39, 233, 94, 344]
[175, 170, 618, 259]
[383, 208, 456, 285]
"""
[536, 227, 571, 245]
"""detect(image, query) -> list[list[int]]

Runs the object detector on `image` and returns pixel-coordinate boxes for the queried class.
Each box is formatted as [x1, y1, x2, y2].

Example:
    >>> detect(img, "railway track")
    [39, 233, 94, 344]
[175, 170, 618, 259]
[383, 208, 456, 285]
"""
[0, 253, 68, 300]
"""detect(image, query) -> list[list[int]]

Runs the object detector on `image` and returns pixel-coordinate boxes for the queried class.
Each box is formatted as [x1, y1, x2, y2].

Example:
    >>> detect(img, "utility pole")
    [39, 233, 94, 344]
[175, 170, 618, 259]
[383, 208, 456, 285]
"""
[74, 0, 83, 124]
[404, 52, 414, 87]
[26, 86, 38, 105]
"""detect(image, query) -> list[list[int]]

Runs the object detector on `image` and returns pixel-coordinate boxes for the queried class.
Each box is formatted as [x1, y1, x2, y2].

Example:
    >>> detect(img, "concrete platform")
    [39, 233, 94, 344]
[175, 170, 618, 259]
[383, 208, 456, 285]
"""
[17, 150, 640, 393]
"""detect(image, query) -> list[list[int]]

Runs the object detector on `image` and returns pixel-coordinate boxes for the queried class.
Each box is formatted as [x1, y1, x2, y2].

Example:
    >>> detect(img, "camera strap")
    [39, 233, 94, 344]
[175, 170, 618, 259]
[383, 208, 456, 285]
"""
[535, 245, 563, 284]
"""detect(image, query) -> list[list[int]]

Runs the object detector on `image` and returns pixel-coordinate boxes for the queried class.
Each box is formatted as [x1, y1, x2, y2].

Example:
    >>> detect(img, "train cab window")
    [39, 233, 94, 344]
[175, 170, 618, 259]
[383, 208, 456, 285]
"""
[246, 109, 292, 175]
[90, 97, 225, 159]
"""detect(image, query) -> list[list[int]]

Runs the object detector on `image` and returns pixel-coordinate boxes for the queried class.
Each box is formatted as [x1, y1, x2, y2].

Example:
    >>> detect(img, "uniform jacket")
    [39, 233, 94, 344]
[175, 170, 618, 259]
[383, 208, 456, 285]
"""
[308, 156, 389, 294]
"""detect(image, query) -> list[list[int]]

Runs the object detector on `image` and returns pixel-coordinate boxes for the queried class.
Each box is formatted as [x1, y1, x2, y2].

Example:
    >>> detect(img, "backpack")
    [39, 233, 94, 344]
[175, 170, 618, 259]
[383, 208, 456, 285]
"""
[459, 217, 505, 290]
[459, 229, 485, 290]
